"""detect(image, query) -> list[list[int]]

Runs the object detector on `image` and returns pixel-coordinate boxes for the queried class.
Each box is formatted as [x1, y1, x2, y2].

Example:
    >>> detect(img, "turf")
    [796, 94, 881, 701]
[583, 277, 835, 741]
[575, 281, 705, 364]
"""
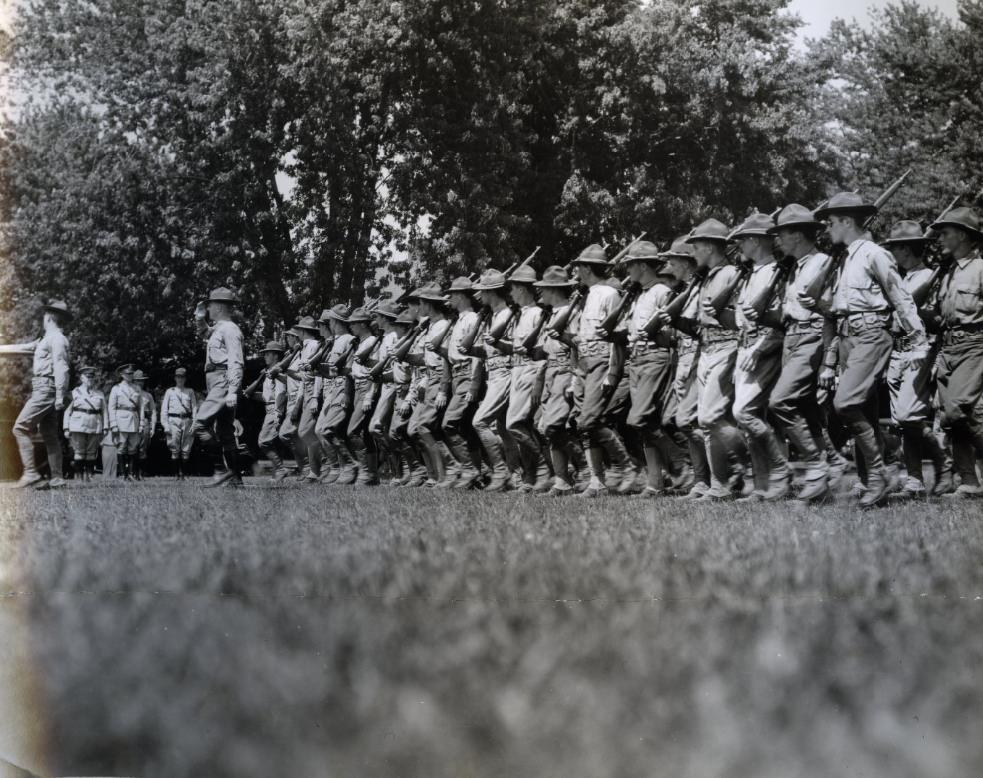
[1, 481, 982, 777]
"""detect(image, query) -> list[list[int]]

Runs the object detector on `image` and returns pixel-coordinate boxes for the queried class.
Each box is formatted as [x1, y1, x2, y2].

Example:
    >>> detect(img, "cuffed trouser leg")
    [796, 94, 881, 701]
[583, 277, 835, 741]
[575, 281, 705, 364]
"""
[770, 327, 825, 479]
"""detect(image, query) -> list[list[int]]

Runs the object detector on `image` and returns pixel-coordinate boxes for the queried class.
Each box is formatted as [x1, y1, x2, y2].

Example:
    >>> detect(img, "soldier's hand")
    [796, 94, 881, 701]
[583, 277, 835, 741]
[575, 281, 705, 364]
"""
[653, 309, 672, 326]
[738, 348, 758, 372]
[424, 340, 435, 352]
[907, 350, 928, 372]
[818, 366, 836, 391]
[435, 392, 447, 409]
[546, 327, 561, 340]
[797, 293, 817, 310]
[224, 392, 237, 408]
[464, 391, 474, 404]
[740, 303, 759, 322]
[194, 301, 207, 320]
[361, 398, 373, 412]
[514, 345, 527, 356]
[54, 396, 64, 411]
[483, 334, 496, 345]
[269, 366, 281, 377]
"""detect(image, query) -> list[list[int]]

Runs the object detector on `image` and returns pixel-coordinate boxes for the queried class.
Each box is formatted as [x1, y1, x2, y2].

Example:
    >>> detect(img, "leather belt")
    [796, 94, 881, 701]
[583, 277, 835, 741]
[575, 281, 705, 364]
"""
[167, 412, 192, 418]
[943, 326, 983, 344]
[785, 318, 824, 334]
[700, 328, 739, 345]
[579, 341, 610, 357]
[843, 311, 891, 334]
[486, 356, 510, 369]
[75, 408, 102, 415]
[547, 355, 571, 368]
[630, 342, 669, 356]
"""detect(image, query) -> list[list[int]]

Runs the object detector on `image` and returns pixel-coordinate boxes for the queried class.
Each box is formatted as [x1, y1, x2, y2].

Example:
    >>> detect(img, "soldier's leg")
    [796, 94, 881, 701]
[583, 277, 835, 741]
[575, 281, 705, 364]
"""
[734, 342, 786, 498]
[697, 343, 746, 499]
[442, 372, 481, 487]
[13, 383, 56, 483]
[472, 367, 511, 490]
[70, 432, 87, 480]
[298, 397, 323, 478]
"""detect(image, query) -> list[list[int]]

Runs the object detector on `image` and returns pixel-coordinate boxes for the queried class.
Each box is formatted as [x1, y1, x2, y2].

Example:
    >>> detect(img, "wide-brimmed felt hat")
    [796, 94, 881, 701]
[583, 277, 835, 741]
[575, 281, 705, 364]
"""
[394, 310, 416, 325]
[533, 265, 577, 287]
[685, 219, 731, 244]
[261, 341, 285, 354]
[416, 283, 449, 303]
[43, 300, 72, 319]
[375, 302, 400, 319]
[729, 213, 775, 240]
[132, 370, 148, 382]
[813, 192, 877, 221]
[474, 270, 508, 290]
[769, 203, 823, 233]
[322, 304, 352, 323]
[79, 365, 97, 375]
[208, 287, 238, 304]
[929, 206, 982, 239]
[117, 363, 134, 376]
[402, 286, 425, 301]
[570, 243, 610, 266]
[622, 240, 664, 263]
[296, 315, 320, 331]
[447, 276, 474, 293]
[174, 367, 188, 377]
[660, 237, 698, 261]
[882, 220, 933, 246]
[508, 265, 538, 285]
[348, 306, 373, 322]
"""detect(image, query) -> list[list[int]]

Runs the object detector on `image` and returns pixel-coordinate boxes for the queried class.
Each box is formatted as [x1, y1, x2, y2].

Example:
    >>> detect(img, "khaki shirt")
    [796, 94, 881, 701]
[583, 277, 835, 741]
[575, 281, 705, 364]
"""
[422, 319, 451, 370]
[350, 335, 378, 380]
[832, 239, 926, 344]
[511, 304, 545, 357]
[627, 281, 673, 345]
[161, 386, 198, 420]
[0, 330, 72, 401]
[736, 262, 783, 332]
[108, 381, 144, 433]
[938, 251, 983, 328]
[577, 284, 619, 342]
[64, 386, 107, 434]
[447, 311, 480, 367]
[262, 374, 286, 415]
[783, 251, 832, 322]
[141, 390, 157, 432]
[893, 265, 933, 334]
[205, 319, 244, 391]
[698, 263, 740, 329]
[477, 308, 512, 361]
[324, 333, 355, 379]
[540, 304, 578, 359]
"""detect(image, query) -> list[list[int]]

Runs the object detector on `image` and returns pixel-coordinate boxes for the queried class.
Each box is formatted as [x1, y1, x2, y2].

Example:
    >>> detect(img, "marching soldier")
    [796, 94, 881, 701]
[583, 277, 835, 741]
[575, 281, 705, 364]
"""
[502, 264, 552, 492]
[249, 341, 289, 481]
[768, 204, 838, 502]
[814, 192, 928, 508]
[315, 304, 357, 484]
[192, 287, 245, 487]
[273, 326, 307, 477]
[622, 241, 678, 496]
[346, 306, 381, 486]
[161, 367, 198, 479]
[108, 363, 144, 481]
[133, 369, 156, 479]
[570, 245, 634, 497]
[536, 266, 584, 495]
[883, 220, 952, 497]
[929, 206, 983, 499]
[469, 270, 518, 491]
[62, 365, 107, 481]
[296, 315, 328, 480]
[364, 303, 402, 480]
[731, 213, 790, 501]
[0, 300, 71, 488]
[687, 220, 749, 501]
[388, 308, 429, 486]
[441, 277, 485, 490]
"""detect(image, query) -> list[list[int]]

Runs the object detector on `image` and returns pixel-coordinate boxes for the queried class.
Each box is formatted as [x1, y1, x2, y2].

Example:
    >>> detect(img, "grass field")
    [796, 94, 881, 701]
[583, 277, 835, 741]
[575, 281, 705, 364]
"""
[1, 480, 982, 778]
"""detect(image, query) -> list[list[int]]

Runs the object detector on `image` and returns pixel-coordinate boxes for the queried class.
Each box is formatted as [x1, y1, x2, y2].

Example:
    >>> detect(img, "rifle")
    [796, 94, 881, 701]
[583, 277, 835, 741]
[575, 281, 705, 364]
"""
[707, 259, 754, 318]
[609, 232, 648, 266]
[546, 289, 583, 338]
[598, 281, 641, 340]
[487, 306, 517, 341]
[352, 334, 380, 364]
[748, 255, 797, 322]
[369, 319, 427, 380]
[521, 306, 553, 352]
[642, 266, 709, 337]
[459, 308, 490, 354]
[241, 344, 301, 397]
[802, 168, 913, 302]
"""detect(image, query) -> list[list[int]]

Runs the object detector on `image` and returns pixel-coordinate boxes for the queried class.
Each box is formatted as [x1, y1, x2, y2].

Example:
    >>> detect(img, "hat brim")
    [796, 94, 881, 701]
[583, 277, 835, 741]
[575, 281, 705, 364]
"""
[571, 258, 612, 266]
[208, 296, 237, 304]
[813, 205, 877, 221]
[416, 295, 449, 303]
[533, 279, 577, 287]
[622, 254, 665, 263]
[729, 230, 772, 240]
[928, 219, 983, 238]
[660, 252, 697, 261]
[685, 235, 730, 244]
[296, 323, 320, 331]
[473, 283, 506, 290]
[325, 313, 350, 322]
[882, 236, 933, 247]
[767, 220, 823, 234]
[260, 348, 285, 354]
[44, 305, 72, 319]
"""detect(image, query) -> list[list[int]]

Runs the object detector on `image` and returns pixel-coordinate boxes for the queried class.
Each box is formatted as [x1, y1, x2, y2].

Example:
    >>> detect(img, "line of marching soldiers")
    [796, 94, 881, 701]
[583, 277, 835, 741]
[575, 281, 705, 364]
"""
[4, 191, 982, 503]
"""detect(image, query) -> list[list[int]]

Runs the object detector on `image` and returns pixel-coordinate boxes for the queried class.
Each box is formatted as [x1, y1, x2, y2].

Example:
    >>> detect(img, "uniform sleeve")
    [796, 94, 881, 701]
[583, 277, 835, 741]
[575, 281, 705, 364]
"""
[63, 398, 74, 433]
[149, 397, 158, 430]
[52, 335, 70, 401]
[107, 387, 118, 429]
[101, 394, 110, 431]
[0, 340, 38, 357]
[870, 248, 927, 347]
[224, 325, 244, 391]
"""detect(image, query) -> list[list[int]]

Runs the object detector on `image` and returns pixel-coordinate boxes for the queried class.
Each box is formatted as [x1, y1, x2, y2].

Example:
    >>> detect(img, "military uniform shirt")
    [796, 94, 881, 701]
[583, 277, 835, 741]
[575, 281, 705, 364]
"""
[141, 390, 157, 431]
[698, 264, 740, 329]
[205, 319, 244, 391]
[161, 386, 197, 419]
[32, 330, 71, 402]
[299, 338, 324, 400]
[423, 319, 451, 369]
[735, 262, 783, 331]
[350, 335, 378, 380]
[938, 250, 983, 327]
[540, 305, 578, 358]
[893, 265, 933, 334]
[627, 281, 673, 345]
[511, 305, 545, 353]
[783, 251, 832, 322]
[577, 284, 620, 342]
[64, 386, 107, 434]
[108, 382, 143, 433]
[263, 373, 287, 413]
[447, 311, 480, 366]
[325, 333, 356, 377]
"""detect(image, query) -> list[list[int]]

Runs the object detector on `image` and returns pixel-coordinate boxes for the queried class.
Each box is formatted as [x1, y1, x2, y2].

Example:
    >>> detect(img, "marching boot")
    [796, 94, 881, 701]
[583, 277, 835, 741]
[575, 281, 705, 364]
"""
[354, 438, 380, 487]
[578, 444, 608, 498]
[335, 440, 359, 485]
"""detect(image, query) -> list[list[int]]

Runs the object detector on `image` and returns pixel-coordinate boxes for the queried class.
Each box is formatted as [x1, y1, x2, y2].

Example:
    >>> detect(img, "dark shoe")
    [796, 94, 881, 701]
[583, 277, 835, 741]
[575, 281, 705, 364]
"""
[859, 469, 891, 509]
[205, 469, 237, 488]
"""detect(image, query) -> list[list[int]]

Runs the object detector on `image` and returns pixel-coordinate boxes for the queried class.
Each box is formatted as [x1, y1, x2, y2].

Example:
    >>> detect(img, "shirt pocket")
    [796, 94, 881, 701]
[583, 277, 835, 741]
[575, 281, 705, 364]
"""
[953, 288, 981, 316]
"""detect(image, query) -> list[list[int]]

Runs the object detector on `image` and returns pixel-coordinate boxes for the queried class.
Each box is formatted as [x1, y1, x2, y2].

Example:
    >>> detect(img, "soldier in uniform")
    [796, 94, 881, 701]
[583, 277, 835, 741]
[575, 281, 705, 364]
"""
[813, 193, 928, 508]
[63, 365, 107, 481]
[108, 363, 144, 481]
[502, 264, 552, 492]
[388, 308, 429, 486]
[272, 326, 308, 477]
[536, 266, 584, 495]
[315, 304, 357, 484]
[687, 220, 748, 501]
[441, 276, 485, 489]
[192, 287, 245, 487]
[882, 220, 952, 497]
[622, 241, 679, 496]
[929, 206, 983, 499]
[731, 213, 790, 501]
[133, 369, 156, 479]
[295, 315, 328, 481]
[249, 341, 289, 481]
[570, 245, 634, 497]
[161, 367, 198, 479]
[0, 300, 71, 488]
[469, 270, 518, 491]
[364, 303, 402, 481]
[346, 307, 381, 486]
[406, 285, 455, 486]
[767, 204, 838, 502]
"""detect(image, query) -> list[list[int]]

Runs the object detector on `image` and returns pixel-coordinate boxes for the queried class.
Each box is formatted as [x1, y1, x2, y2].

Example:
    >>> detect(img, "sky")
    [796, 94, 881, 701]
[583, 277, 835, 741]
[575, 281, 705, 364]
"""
[789, 0, 959, 40]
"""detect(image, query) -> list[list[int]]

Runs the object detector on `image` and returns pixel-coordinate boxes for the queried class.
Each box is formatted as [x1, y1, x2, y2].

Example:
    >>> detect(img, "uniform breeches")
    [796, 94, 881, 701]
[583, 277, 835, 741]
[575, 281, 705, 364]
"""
[13, 379, 62, 479]
[769, 327, 825, 468]
[192, 372, 238, 472]
[626, 347, 673, 446]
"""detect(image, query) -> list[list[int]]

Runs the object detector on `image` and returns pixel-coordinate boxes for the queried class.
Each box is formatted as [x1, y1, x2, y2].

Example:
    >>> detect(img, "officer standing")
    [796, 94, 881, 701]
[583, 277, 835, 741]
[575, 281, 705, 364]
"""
[192, 287, 245, 487]
[62, 365, 107, 481]
[0, 300, 71, 488]
[930, 206, 983, 499]
[161, 367, 198, 479]
[108, 364, 144, 481]
[133, 369, 156, 479]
